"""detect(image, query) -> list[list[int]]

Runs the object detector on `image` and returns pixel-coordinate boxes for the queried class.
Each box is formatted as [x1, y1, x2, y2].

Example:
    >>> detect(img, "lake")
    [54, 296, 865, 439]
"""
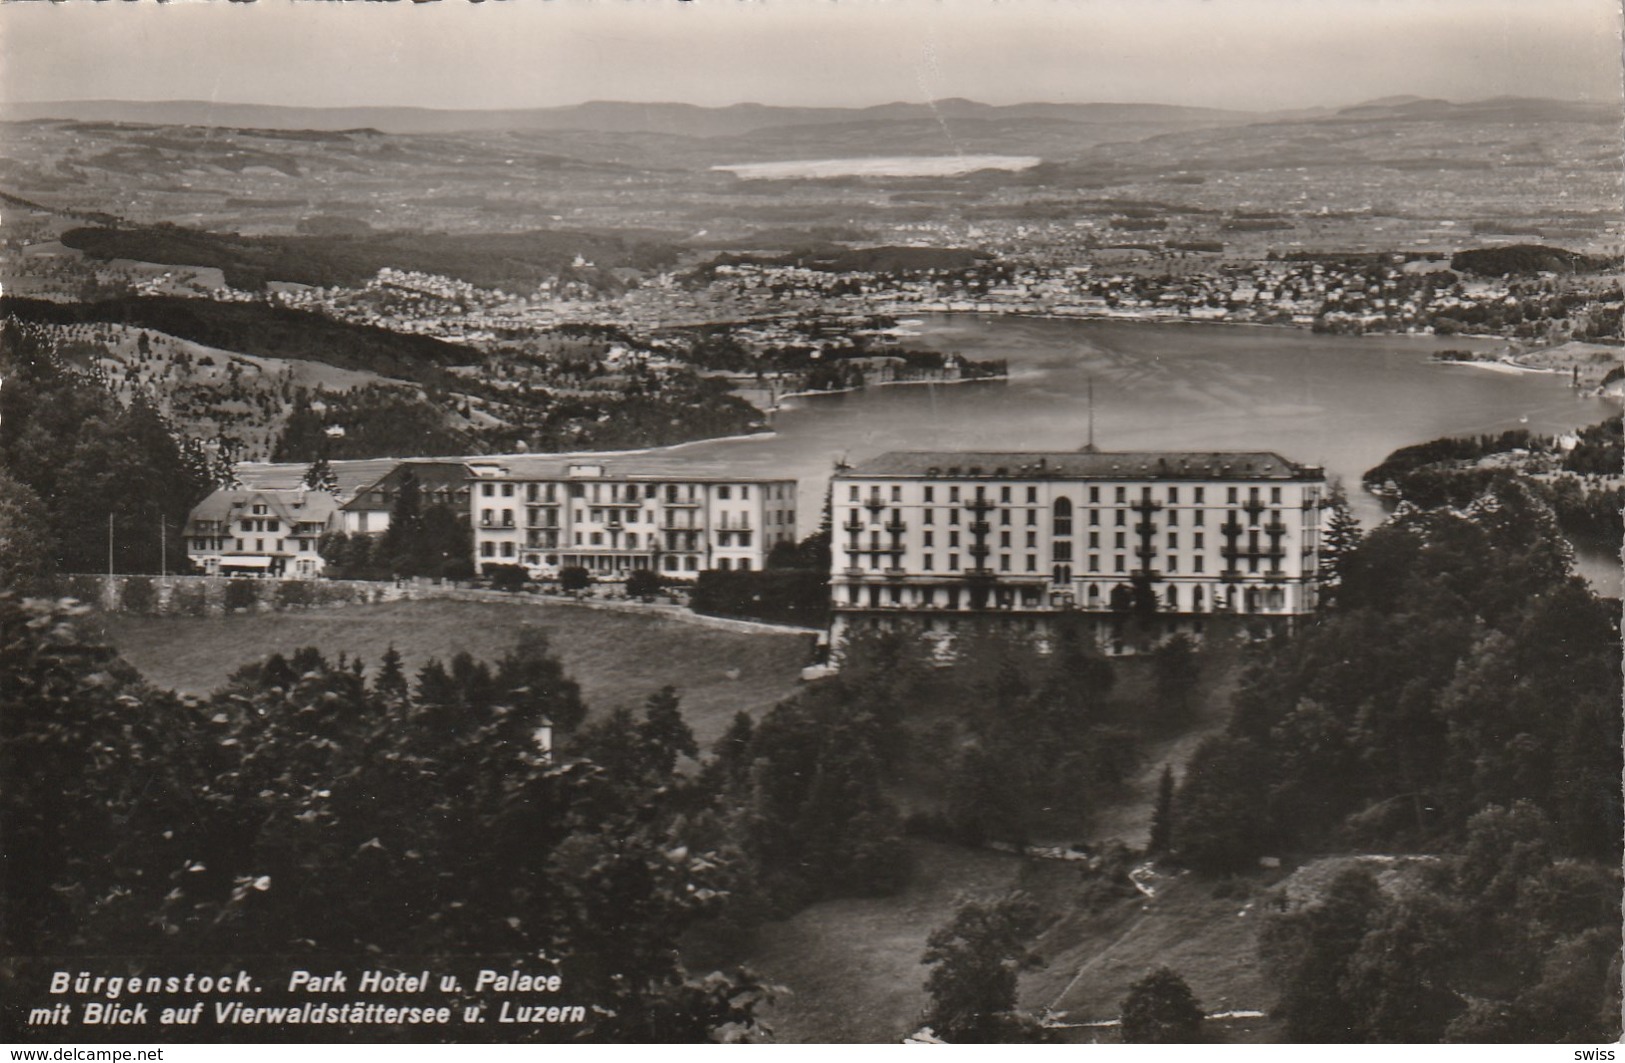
[664, 314, 1620, 590]
[713, 155, 1042, 179]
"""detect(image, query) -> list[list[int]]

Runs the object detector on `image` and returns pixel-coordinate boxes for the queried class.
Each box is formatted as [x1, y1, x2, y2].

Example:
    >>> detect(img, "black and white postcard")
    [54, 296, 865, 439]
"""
[1, 0, 1621, 1047]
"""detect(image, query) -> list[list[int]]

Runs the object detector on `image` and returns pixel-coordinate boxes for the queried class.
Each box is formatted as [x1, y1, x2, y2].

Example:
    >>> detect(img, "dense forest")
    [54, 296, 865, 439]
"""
[1364, 417, 1625, 548]
[0, 321, 218, 579]
[1166, 477, 1620, 1041]
[59, 224, 685, 293]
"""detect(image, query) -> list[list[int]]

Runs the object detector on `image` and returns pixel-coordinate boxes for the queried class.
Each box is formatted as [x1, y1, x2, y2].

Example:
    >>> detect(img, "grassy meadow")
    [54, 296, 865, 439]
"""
[98, 598, 816, 747]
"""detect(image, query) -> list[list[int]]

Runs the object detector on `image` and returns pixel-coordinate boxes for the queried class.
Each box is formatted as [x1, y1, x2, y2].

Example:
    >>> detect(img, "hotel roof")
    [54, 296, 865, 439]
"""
[841, 451, 1322, 481]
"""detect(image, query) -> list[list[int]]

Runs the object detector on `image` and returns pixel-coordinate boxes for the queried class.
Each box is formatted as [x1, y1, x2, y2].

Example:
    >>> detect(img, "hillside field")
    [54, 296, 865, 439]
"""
[97, 598, 816, 747]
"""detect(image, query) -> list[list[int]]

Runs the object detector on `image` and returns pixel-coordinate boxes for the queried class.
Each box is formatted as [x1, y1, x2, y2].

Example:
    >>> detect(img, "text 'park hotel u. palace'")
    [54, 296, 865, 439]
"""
[829, 448, 1328, 653]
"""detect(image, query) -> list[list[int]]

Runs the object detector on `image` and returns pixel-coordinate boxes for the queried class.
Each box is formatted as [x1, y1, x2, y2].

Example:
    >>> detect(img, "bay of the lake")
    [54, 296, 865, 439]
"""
[666, 313, 1619, 590]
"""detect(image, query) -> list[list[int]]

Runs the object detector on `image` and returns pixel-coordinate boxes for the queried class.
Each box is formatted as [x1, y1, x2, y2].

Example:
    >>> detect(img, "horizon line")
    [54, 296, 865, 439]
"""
[0, 92, 1601, 115]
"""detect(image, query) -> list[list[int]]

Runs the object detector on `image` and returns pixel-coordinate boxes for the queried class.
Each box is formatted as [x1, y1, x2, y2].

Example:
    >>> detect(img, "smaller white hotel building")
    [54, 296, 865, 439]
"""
[468, 459, 799, 579]
[830, 450, 1327, 651]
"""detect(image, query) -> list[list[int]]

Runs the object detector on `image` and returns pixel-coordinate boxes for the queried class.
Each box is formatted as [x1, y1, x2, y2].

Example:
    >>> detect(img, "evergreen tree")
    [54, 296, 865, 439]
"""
[302, 453, 340, 494]
[1148, 763, 1176, 855]
[384, 468, 424, 571]
[1320, 479, 1363, 593]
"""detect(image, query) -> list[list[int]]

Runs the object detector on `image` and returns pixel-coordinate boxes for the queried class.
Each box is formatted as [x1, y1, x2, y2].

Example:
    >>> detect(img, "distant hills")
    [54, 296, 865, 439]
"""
[1, 97, 1301, 137]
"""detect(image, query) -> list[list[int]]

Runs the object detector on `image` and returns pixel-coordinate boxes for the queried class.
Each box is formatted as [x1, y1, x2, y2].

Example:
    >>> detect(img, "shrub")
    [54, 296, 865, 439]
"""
[223, 578, 259, 612]
[558, 566, 592, 593]
[485, 563, 529, 593]
[275, 580, 313, 609]
[171, 582, 210, 617]
[625, 569, 662, 600]
[121, 576, 157, 615]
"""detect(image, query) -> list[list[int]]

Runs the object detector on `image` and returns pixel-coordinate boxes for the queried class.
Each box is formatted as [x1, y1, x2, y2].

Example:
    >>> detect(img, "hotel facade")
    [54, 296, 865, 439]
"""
[468, 459, 799, 579]
[829, 450, 1327, 652]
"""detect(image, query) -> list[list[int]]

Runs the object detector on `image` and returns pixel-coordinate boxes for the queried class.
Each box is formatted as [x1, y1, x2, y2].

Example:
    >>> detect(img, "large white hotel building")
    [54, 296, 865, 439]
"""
[829, 449, 1327, 651]
[468, 458, 799, 578]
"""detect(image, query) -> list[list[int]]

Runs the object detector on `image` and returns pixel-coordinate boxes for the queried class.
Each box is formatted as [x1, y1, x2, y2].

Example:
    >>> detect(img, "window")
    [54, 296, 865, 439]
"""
[1196, 532, 1205, 549]
[1115, 486, 1127, 503]
[481, 542, 495, 558]
[924, 509, 934, 525]
[1026, 531, 1037, 548]
[501, 542, 515, 557]
[1053, 541, 1073, 562]
[923, 554, 934, 570]
[1195, 556, 1205, 572]
[1228, 487, 1239, 504]
[267, 520, 280, 533]
[626, 533, 638, 548]
[1115, 555, 1125, 573]
[923, 531, 934, 547]
[1168, 510, 1179, 526]
[502, 484, 514, 497]
[1115, 532, 1126, 549]
[1000, 486, 1011, 503]
[1194, 510, 1205, 527]
[1167, 556, 1178, 572]
[1089, 554, 1099, 572]
[924, 486, 935, 503]
[1000, 531, 1011, 548]
[949, 486, 961, 503]
[1271, 487, 1282, 504]
[1027, 486, 1038, 504]
[1116, 511, 1126, 527]
[1089, 486, 1100, 503]
[848, 485, 859, 501]
[950, 509, 960, 525]
[1168, 486, 1179, 504]
[717, 558, 731, 571]
[949, 554, 960, 571]
[1001, 510, 1011, 526]
[1168, 532, 1179, 549]
[1089, 532, 1100, 549]
[718, 486, 731, 500]
[739, 558, 751, 571]
[949, 531, 960, 548]
[1026, 555, 1037, 571]
[481, 509, 493, 526]
[1195, 487, 1205, 504]
[741, 486, 751, 500]
[999, 554, 1011, 571]
[1054, 496, 1073, 535]
[891, 485, 902, 502]
[252, 504, 268, 515]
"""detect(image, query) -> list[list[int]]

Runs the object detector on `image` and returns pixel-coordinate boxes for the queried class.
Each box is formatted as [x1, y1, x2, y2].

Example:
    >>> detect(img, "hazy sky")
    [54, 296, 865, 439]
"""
[1, 0, 1620, 111]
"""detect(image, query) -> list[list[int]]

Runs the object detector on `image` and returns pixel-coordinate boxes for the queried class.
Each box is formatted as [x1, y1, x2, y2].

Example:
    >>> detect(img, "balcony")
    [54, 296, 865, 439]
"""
[1131, 568, 1163, 581]
[1264, 521, 1288, 536]
[842, 519, 866, 532]
[1301, 498, 1322, 511]
[664, 497, 701, 508]
[968, 519, 991, 535]
[968, 544, 990, 558]
[885, 520, 907, 534]
[863, 496, 887, 512]
[1242, 498, 1267, 519]
[1134, 522, 1157, 537]
[964, 498, 996, 515]
[842, 567, 868, 578]
[1219, 520, 1246, 538]
[1134, 546, 1159, 560]
[884, 567, 908, 578]
[962, 567, 998, 579]
[1130, 498, 1164, 514]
